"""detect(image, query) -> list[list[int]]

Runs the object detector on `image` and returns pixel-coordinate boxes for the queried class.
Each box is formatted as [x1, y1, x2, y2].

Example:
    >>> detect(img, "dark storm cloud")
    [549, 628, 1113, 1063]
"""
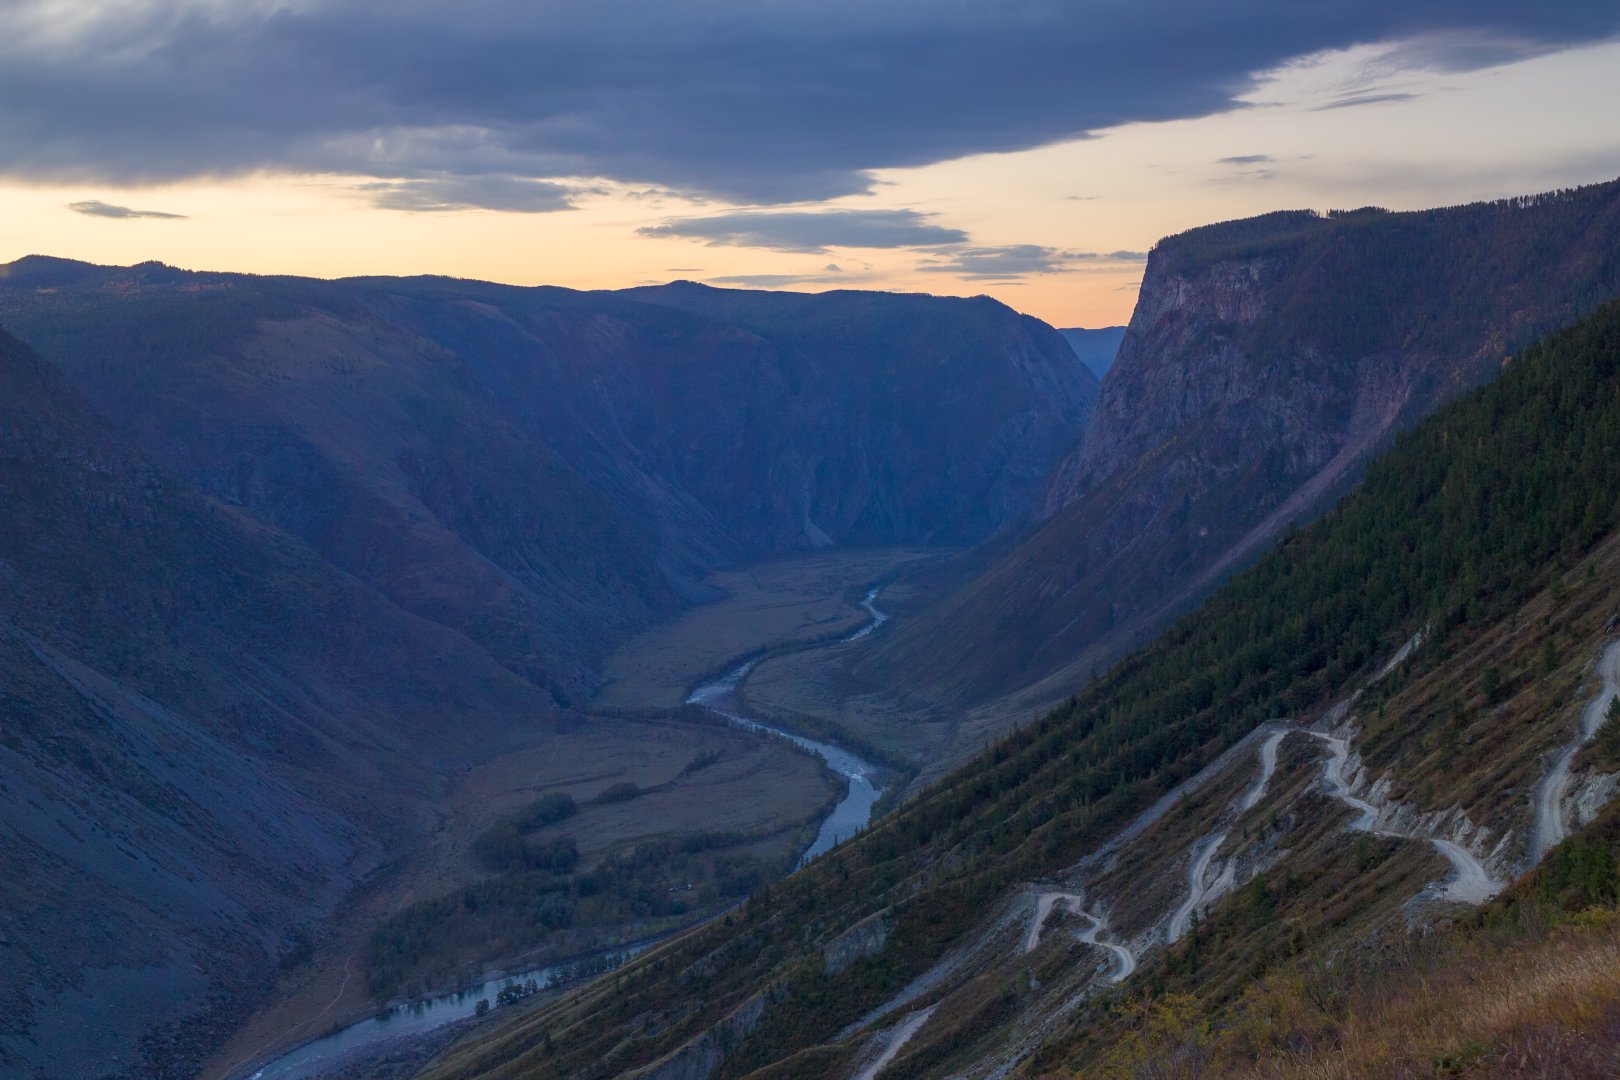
[67, 199, 186, 219]
[640, 209, 966, 253]
[1, 2, 1614, 208]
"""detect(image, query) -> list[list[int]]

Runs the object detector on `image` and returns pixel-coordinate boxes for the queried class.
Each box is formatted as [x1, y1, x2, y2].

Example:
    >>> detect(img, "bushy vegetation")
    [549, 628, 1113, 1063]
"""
[592, 780, 642, 804]
[510, 793, 578, 831]
[683, 749, 725, 774]
[471, 832, 579, 876]
[366, 829, 784, 1001]
[469, 794, 581, 874]
[1592, 698, 1620, 770]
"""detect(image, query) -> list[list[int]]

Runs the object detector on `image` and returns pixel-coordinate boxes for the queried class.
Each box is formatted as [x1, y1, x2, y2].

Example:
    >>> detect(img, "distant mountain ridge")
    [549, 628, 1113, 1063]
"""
[0, 264, 1095, 702]
[1057, 325, 1125, 380]
[862, 178, 1620, 730]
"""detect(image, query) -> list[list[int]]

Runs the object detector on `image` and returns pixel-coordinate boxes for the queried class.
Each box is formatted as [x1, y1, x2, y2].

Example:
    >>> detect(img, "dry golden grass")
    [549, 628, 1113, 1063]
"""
[1066, 913, 1620, 1080]
[1254, 918, 1620, 1079]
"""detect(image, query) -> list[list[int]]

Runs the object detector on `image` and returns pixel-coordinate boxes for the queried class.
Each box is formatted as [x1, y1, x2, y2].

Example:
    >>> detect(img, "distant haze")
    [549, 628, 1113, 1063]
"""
[1059, 327, 1127, 380]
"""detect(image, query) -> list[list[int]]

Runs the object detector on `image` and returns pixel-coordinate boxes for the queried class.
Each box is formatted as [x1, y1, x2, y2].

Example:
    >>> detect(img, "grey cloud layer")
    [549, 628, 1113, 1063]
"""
[2, 2, 1614, 208]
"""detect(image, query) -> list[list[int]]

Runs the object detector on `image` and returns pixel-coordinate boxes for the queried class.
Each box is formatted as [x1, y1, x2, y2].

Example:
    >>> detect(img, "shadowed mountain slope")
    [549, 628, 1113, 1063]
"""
[620, 282, 1099, 545]
[0, 265, 1095, 702]
[0, 326, 561, 1080]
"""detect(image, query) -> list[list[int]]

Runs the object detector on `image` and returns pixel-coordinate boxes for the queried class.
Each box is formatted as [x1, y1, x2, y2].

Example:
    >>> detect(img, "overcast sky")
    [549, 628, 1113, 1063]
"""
[3, 1, 1618, 325]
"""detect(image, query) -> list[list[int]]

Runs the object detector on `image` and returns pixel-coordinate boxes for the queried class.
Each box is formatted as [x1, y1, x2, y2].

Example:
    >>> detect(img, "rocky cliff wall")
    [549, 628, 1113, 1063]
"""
[864, 180, 1620, 721]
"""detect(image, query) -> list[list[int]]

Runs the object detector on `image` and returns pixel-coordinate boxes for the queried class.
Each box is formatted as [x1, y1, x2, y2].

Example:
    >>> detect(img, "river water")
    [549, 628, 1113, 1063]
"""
[685, 587, 888, 866]
[842, 587, 891, 642]
[240, 945, 644, 1080]
[238, 589, 890, 1078]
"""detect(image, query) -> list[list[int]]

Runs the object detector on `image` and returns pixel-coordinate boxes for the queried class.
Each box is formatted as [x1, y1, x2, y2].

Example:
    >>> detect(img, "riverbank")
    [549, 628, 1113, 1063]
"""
[234, 941, 650, 1080]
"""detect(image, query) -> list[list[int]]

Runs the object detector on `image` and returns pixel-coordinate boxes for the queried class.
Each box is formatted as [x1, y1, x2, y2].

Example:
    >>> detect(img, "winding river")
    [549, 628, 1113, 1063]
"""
[235, 587, 891, 1079]
[686, 587, 889, 866]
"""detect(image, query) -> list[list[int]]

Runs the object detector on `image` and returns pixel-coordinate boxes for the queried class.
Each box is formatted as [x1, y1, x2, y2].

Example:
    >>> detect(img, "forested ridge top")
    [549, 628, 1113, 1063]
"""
[1155, 175, 1619, 265]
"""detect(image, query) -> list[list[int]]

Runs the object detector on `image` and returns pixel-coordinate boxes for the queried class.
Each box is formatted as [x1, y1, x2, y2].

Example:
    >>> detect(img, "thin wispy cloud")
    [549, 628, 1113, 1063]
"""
[919, 246, 1146, 280]
[67, 199, 185, 220]
[1315, 92, 1420, 110]
[706, 271, 849, 288]
[359, 176, 575, 213]
[641, 209, 966, 253]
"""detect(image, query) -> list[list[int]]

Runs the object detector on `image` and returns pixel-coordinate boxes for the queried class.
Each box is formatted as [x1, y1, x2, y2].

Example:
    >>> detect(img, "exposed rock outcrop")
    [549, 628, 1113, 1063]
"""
[823, 909, 894, 976]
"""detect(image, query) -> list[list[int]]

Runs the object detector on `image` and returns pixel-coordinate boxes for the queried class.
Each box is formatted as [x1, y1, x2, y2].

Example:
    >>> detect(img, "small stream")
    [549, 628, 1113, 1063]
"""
[841, 587, 891, 643]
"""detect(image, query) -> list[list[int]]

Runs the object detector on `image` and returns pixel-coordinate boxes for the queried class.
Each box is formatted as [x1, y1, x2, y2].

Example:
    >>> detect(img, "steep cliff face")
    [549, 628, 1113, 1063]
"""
[622, 284, 1098, 550]
[863, 181, 1620, 721]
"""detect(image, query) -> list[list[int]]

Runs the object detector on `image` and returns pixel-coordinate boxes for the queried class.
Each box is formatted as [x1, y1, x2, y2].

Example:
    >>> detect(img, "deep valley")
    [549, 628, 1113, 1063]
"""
[7, 176, 1620, 1080]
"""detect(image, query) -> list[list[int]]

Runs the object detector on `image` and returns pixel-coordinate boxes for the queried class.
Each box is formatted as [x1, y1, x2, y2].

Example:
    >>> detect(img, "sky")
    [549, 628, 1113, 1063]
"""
[1, 2, 1617, 327]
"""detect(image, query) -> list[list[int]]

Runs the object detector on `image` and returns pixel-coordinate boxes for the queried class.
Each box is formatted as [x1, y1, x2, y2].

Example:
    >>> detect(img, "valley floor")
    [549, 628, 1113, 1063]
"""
[593, 548, 940, 711]
[206, 550, 938, 1080]
[203, 716, 845, 1079]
